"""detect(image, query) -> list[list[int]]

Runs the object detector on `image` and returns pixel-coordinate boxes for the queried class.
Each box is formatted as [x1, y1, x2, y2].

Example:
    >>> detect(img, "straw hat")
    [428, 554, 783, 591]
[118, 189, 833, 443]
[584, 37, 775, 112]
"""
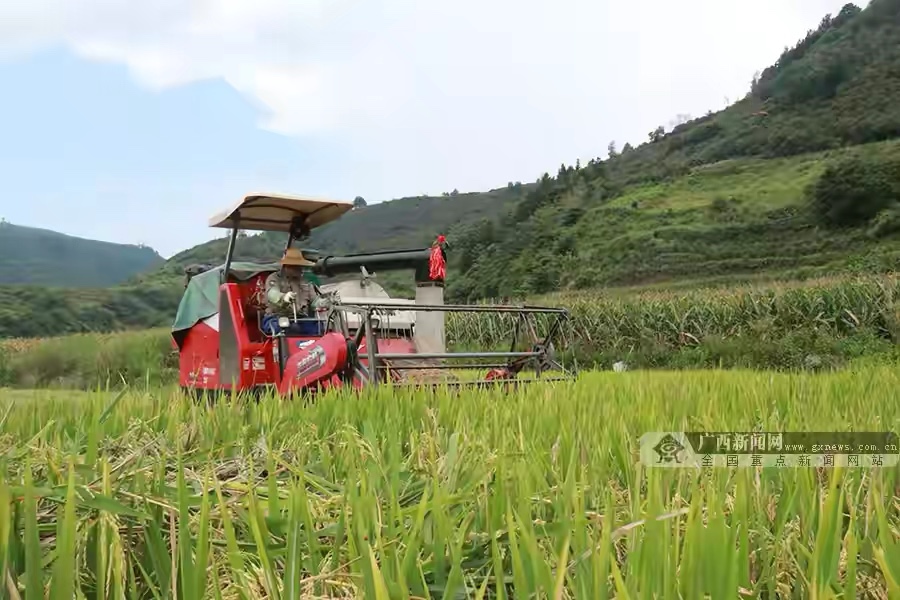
[280, 247, 315, 267]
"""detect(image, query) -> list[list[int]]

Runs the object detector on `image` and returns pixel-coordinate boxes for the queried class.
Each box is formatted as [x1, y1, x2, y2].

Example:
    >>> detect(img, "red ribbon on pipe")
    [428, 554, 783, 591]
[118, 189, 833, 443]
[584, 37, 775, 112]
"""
[429, 235, 446, 280]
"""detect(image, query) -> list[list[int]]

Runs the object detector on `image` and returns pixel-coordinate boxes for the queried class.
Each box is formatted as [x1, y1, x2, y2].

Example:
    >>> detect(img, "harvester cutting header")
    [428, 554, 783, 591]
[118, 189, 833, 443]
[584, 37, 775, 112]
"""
[172, 192, 574, 395]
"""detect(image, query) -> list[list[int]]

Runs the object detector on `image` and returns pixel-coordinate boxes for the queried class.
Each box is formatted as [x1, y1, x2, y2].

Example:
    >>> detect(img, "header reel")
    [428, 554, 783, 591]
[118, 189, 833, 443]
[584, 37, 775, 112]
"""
[323, 299, 577, 390]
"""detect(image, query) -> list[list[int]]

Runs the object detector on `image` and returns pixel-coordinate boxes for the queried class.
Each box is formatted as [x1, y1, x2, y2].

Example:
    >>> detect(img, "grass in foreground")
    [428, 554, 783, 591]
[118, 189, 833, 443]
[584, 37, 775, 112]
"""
[0, 367, 899, 598]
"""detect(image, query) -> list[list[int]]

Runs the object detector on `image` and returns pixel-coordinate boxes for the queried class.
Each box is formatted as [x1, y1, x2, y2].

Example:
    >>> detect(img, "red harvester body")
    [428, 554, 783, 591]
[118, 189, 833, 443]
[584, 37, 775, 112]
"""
[172, 193, 573, 397]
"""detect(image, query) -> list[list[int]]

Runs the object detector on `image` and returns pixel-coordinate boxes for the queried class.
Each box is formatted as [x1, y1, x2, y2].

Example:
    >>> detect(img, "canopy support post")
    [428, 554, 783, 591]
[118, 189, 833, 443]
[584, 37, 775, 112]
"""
[221, 224, 239, 284]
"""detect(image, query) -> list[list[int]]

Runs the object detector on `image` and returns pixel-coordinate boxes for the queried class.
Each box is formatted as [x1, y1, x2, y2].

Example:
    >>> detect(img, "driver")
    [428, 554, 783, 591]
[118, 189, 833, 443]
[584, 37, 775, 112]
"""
[262, 248, 318, 334]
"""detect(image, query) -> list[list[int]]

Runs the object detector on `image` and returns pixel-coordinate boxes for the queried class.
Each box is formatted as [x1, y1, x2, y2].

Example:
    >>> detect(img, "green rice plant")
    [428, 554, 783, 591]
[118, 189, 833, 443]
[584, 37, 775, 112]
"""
[0, 366, 897, 598]
[1, 329, 177, 389]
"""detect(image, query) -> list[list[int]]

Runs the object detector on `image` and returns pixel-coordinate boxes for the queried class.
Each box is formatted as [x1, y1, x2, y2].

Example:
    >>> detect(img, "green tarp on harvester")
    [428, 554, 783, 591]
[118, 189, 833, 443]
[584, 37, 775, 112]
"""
[170, 262, 323, 346]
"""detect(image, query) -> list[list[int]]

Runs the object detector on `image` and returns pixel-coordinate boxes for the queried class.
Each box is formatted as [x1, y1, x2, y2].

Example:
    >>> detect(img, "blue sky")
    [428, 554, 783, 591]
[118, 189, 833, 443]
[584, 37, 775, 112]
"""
[0, 49, 348, 256]
[0, 0, 862, 257]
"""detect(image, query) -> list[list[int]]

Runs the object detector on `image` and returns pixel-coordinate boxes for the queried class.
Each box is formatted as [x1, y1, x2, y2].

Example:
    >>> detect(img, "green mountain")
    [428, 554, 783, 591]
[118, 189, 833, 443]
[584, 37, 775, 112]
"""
[0, 221, 164, 287]
[2, 0, 900, 339]
[447, 0, 900, 300]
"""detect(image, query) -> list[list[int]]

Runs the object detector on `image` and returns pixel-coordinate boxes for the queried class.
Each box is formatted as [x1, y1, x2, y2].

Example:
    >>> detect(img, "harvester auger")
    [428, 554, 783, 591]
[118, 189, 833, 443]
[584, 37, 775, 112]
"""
[171, 192, 576, 397]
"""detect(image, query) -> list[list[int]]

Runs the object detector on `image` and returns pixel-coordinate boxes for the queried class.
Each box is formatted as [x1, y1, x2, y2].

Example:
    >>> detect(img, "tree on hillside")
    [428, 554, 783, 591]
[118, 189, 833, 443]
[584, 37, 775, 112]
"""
[670, 114, 692, 129]
[806, 154, 900, 227]
[752, 3, 862, 102]
[353, 196, 367, 209]
[607, 141, 618, 158]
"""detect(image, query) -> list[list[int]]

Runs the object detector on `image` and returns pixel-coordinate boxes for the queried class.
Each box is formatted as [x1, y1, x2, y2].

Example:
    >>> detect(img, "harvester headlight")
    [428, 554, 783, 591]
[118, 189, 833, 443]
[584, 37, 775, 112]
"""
[278, 317, 290, 328]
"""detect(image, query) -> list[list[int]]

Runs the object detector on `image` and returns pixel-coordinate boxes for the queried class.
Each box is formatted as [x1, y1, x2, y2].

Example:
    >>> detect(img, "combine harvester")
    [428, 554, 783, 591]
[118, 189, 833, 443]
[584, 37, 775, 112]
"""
[171, 193, 575, 396]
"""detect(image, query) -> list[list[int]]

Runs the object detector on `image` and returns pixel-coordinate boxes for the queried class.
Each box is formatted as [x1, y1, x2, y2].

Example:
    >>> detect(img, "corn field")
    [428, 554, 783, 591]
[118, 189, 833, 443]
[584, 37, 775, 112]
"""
[447, 274, 900, 351]
[0, 366, 898, 598]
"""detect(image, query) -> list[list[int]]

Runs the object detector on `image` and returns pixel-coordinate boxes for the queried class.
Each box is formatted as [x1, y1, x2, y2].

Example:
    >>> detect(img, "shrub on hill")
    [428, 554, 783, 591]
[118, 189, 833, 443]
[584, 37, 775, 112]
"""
[868, 204, 900, 238]
[806, 153, 900, 227]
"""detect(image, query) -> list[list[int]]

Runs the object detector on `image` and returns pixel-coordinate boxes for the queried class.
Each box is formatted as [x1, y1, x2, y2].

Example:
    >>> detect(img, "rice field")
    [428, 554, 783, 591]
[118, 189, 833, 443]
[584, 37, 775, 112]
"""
[1, 365, 898, 598]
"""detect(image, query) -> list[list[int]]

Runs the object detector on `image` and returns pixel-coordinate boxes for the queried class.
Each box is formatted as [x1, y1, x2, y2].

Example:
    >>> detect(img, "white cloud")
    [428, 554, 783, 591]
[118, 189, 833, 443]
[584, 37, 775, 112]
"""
[0, 0, 867, 200]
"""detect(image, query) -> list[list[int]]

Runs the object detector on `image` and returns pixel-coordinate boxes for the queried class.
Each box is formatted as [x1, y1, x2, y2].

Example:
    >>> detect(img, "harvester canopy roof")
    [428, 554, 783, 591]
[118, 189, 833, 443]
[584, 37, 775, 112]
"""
[208, 193, 354, 232]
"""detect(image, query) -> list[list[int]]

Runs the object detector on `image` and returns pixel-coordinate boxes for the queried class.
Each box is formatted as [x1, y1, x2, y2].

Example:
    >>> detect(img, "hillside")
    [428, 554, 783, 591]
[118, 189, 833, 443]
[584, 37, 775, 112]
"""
[449, 140, 900, 300]
[599, 0, 900, 187]
[0, 221, 164, 287]
[1, 0, 900, 339]
[447, 0, 900, 300]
